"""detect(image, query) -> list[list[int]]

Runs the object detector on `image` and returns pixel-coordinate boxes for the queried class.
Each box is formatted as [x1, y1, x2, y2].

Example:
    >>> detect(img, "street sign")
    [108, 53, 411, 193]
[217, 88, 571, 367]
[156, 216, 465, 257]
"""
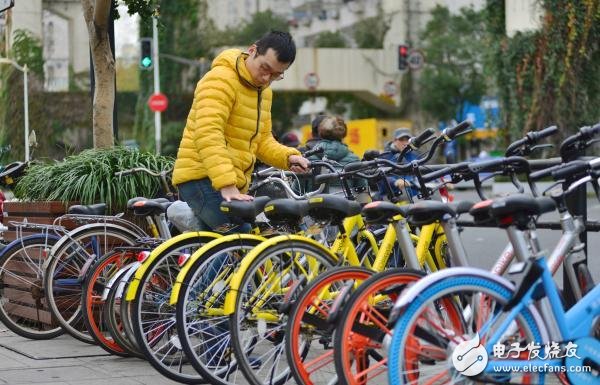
[148, 93, 168, 112]
[383, 81, 397, 97]
[408, 50, 425, 70]
[304, 72, 319, 90]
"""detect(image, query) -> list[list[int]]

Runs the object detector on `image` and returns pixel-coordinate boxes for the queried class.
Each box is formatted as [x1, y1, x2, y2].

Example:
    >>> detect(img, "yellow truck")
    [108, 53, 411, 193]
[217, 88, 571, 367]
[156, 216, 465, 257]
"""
[300, 118, 413, 157]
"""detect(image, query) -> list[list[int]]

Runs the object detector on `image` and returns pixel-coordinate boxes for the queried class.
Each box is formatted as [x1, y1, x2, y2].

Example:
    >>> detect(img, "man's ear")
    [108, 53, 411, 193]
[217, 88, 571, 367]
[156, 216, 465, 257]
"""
[248, 44, 257, 56]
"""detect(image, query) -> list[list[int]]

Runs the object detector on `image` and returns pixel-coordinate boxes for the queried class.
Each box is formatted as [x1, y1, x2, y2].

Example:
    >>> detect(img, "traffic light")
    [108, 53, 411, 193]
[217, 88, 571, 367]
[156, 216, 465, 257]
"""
[140, 38, 153, 70]
[398, 44, 409, 71]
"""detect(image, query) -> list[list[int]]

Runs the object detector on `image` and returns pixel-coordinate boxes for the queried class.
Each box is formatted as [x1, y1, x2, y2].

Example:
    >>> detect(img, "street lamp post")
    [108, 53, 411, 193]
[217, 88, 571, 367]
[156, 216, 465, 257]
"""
[0, 57, 29, 161]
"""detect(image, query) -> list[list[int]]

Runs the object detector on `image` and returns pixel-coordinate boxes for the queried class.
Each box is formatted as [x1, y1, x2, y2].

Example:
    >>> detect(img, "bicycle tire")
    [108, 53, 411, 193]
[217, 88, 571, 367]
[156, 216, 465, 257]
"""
[0, 234, 64, 340]
[387, 275, 546, 385]
[286, 266, 374, 385]
[44, 224, 140, 343]
[333, 268, 425, 385]
[229, 240, 337, 385]
[104, 272, 145, 358]
[81, 249, 138, 356]
[177, 236, 268, 385]
[130, 235, 216, 384]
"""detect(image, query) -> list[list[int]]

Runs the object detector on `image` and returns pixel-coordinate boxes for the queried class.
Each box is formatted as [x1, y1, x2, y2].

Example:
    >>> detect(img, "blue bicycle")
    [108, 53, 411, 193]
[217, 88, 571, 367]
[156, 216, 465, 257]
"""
[386, 159, 600, 385]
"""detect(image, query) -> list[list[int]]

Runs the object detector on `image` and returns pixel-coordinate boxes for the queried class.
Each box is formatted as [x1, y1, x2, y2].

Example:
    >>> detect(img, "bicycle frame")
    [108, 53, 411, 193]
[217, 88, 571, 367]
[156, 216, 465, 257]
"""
[483, 256, 600, 374]
[124, 231, 221, 301]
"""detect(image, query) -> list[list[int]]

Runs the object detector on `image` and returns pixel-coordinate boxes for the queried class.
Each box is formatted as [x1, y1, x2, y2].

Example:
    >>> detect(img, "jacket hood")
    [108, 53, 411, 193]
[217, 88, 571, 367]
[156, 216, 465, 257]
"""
[317, 139, 353, 161]
[212, 48, 261, 89]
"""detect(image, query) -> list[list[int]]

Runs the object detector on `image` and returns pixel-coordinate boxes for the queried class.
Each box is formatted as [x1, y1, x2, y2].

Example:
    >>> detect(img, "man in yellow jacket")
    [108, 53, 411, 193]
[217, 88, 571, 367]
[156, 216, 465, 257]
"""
[173, 31, 309, 231]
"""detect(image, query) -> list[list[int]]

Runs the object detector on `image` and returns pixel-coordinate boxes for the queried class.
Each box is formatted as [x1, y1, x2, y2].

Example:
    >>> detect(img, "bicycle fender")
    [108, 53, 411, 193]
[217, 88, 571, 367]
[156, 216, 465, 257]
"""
[43, 223, 143, 271]
[389, 267, 515, 323]
[124, 231, 220, 301]
[102, 262, 140, 300]
[0, 233, 61, 258]
[168, 233, 267, 305]
[223, 235, 338, 315]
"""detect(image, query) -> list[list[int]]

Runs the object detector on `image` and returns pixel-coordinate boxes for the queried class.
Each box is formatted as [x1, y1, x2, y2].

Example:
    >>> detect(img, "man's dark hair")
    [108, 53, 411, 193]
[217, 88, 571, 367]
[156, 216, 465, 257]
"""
[255, 30, 296, 64]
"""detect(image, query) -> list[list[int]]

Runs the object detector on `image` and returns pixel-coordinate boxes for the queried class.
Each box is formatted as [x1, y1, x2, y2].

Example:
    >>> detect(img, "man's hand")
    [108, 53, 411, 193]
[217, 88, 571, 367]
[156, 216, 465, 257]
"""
[289, 154, 310, 173]
[220, 185, 254, 202]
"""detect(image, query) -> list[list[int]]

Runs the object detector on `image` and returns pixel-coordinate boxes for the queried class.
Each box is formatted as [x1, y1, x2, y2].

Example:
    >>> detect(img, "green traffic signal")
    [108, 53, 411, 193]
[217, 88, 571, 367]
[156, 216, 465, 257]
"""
[140, 38, 153, 70]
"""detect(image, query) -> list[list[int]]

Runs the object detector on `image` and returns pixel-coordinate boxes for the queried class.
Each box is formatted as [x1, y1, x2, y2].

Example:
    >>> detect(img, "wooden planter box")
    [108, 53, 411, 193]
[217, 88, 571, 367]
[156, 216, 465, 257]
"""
[2, 201, 75, 242]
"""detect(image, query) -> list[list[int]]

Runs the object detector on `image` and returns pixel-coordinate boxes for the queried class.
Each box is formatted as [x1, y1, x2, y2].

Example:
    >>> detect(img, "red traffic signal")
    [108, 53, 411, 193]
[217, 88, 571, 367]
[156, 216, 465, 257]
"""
[398, 44, 409, 71]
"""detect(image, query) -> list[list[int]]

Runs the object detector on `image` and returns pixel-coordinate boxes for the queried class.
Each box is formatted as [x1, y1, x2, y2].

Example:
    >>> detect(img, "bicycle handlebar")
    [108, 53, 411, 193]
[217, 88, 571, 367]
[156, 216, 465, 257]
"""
[410, 127, 436, 149]
[442, 120, 472, 141]
[302, 146, 325, 158]
[505, 125, 558, 156]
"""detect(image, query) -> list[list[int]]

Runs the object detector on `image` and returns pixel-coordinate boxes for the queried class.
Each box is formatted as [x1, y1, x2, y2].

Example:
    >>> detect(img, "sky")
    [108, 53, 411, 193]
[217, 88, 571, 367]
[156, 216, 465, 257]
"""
[114, 4, 139, 59]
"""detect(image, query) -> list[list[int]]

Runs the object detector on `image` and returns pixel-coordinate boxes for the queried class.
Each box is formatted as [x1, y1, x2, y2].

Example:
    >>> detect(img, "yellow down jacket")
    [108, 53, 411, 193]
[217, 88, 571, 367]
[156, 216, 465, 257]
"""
[172, 49, 300, 192]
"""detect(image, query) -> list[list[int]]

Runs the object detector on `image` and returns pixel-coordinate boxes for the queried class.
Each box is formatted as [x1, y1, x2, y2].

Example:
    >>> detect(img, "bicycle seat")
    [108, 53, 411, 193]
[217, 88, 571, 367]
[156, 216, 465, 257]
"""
[220, 196, 271, 223]
[361, 201, 411, 224]
[263, 198, 309, 225]
[490, 195, 555, 228]
[127, 197, 149, 209]
[132, 198, 173, 216]
[307, 194, 362, 223]
[68, 203, 107, 216]
[407, 200, 474, 226]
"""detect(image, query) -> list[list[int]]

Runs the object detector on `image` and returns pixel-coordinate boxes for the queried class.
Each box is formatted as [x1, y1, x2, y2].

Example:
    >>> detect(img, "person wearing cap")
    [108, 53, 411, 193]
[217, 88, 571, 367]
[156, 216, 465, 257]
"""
[376, 127, 419, 200]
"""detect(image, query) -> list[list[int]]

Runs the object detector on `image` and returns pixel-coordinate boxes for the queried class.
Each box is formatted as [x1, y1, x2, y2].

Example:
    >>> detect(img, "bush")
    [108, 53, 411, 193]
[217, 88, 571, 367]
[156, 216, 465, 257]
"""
[14, 147, 174, 211]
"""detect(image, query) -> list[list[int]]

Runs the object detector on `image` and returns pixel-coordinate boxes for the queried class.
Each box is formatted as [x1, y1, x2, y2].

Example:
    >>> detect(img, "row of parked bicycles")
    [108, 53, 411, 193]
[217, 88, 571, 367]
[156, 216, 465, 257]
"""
[0, 121, 598, 385]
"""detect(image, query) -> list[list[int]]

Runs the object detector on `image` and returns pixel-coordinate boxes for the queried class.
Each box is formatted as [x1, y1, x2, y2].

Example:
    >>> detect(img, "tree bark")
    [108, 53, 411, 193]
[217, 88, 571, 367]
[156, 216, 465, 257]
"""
[81, 0, 114, 148]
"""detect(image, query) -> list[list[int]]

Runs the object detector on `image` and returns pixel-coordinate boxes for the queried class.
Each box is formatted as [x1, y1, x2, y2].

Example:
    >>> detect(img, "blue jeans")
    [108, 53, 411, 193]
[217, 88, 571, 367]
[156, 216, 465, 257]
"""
[177, 178, 251, 233]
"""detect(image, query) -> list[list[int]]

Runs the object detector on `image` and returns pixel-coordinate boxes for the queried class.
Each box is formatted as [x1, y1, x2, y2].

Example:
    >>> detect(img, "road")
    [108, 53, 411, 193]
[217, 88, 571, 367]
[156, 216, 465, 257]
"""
[453, 189, 600, 284]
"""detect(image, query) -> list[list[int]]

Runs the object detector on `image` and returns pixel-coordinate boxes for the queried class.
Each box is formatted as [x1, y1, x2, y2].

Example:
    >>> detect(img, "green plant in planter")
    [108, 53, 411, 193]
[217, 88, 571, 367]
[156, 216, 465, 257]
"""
[14, 147, 174, 211]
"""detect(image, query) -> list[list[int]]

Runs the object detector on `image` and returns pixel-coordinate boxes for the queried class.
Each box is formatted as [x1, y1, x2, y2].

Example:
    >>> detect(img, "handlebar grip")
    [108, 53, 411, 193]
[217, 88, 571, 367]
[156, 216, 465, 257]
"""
[444, 120, 472, 140]
[531, 125, 558, 141]
[551, 160, 589, 181]
[314, 173, 340, 185]
[579, 122, 600, 140]
[302, 146, 325, 158]
[410, 127, 436, 148]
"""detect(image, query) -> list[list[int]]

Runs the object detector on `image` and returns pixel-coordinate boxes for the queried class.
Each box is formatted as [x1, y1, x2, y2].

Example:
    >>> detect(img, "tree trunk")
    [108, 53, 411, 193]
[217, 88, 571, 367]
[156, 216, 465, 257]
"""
[81, 0, 114, 148]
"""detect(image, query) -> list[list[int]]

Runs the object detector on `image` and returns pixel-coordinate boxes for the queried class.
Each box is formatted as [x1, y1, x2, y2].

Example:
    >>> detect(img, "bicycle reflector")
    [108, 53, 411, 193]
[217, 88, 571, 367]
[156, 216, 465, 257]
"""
[137, 251, 150, 262]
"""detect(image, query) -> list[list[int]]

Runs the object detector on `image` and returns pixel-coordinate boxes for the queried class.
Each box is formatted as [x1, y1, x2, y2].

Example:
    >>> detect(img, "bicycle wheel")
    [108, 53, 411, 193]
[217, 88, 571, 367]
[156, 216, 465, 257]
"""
[387, 274, 547, 385]
[286, 266, 374, 385]
[230, 240, 337, 385]
[81, 249, 138, 356]
[104, 272, 145, 358]
[44, 224, 140, 343]
[177, 236, 268, 385]
[0, 234, 64, 339]
[131, 235, 216, 384]
[333, 269, 425, 385]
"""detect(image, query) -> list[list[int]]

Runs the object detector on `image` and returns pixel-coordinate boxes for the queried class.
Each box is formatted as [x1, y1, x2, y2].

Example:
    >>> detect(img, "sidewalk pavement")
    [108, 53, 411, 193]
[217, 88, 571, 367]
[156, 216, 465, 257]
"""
[0, 328, 181, 385]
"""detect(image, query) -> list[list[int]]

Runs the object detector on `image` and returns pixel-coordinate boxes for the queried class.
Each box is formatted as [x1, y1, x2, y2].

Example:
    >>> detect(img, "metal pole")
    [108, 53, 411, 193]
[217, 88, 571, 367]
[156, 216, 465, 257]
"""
[23, 63, 29, 162]
[152, 16, 161, 155]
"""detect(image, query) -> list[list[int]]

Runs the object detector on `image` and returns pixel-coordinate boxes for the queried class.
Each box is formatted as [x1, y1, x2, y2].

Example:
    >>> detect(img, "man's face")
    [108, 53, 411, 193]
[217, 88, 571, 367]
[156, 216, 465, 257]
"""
[394, 137, 410, 150]
[245, 45, 290, 87]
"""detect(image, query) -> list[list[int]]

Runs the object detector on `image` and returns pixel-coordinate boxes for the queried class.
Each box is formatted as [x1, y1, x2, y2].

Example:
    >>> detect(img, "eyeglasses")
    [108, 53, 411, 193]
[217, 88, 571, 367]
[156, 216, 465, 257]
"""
[258, 62, 285, 81]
